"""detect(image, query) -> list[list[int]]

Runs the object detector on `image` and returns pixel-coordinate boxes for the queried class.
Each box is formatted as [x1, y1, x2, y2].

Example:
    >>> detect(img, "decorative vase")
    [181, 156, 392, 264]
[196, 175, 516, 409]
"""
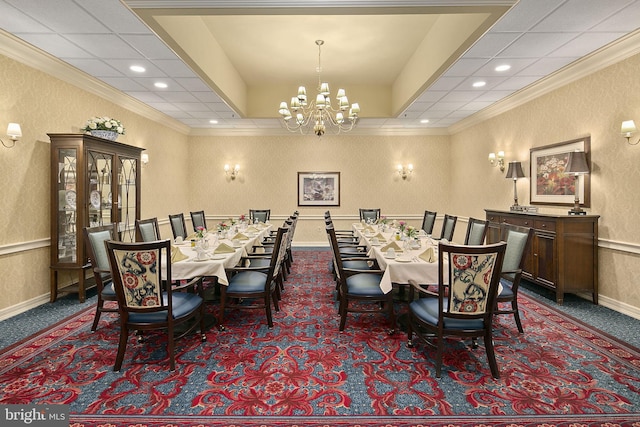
[90, 130, 118, 141]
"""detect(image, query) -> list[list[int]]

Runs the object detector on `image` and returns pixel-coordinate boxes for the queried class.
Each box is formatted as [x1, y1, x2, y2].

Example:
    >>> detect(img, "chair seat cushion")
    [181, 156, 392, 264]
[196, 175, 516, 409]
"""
[102, 281, 116, 297]
[128, 292, 202, 323]
[343, 260, 373, 270]
[410, 297, 484, 330]
[247, 258, 271, 268]
[498, 278, 514, 298]
[346, 273, 385, 296]
[227, 271, 268, 293]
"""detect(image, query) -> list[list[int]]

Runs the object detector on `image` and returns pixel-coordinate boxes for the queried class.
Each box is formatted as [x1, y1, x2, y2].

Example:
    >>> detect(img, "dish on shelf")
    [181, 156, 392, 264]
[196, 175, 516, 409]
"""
[90, 190, 101, 209]
[65, 190, 76, 210]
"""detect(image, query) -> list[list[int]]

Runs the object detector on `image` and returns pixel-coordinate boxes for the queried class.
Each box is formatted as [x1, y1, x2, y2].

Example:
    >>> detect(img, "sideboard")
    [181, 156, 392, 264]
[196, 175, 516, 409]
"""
[485, 209, 599, 305]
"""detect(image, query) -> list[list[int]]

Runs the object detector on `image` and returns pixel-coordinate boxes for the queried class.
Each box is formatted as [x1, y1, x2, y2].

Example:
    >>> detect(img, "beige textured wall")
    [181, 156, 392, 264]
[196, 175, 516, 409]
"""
[187, 134, 452, 244]
[449, 53, 640, 309]
[0, 55, 189, 310]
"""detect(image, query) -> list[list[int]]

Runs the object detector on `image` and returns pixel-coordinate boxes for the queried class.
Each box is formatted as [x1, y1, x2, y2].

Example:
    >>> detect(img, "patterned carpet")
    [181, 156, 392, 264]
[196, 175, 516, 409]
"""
[1, 250, 639, 427]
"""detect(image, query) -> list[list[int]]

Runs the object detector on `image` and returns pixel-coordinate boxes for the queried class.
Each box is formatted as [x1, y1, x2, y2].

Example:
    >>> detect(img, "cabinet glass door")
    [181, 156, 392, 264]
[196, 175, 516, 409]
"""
[87, 150, 113, 228]
[117, 156, 138, 242]
[57, 148, 77, 263]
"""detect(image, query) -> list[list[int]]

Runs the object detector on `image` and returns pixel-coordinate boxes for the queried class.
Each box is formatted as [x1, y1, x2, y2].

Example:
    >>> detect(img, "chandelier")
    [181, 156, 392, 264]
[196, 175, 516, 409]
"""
[278, 40, 360, 137]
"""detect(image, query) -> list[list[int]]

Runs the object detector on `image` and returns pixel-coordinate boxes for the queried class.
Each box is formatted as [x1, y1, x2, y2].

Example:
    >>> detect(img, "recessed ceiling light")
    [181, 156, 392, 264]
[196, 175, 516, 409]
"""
[472, 81, 486, 88]
[154, 82, 168, 89]
[420, 119, 430, 124]
[129, 65, 145, 73]
[209, 120, 218, 124]
[495, 64, 511, 72]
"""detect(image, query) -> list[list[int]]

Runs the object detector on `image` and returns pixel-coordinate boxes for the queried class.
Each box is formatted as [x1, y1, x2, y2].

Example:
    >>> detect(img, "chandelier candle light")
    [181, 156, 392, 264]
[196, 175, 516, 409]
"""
[279, 40, 360, 137]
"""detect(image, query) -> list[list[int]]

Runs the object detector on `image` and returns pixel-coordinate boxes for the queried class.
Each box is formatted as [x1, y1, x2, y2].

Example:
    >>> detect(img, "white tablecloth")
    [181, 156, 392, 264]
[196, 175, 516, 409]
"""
[353, 224, 444, 294]
[163, 224, 272, 285]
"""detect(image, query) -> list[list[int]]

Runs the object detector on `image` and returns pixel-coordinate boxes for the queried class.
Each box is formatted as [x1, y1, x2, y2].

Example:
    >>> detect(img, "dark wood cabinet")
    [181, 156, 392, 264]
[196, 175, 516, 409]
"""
[49, 133, 142, 302]
[485, 209, 599, 305]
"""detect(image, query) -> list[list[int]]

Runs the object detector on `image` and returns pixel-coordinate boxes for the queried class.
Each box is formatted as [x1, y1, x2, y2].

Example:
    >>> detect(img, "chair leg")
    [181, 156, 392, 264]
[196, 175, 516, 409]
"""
[217, 288, 227, 331]
[512, 300, 524, 333]
[91, 300, 103, 332]
[113, 325, 129, 371]
[167, 323, 176, 371]
[338, 297, 347, 331]
[435, 337, 444, 378]
[265, 293, 274, 328]
[386, 297, 396, 334]
[484, 330, 500, 379]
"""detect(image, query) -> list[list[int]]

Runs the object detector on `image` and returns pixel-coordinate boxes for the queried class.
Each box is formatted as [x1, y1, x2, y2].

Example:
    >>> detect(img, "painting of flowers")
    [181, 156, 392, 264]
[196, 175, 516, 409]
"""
[530, 137, 590, 207]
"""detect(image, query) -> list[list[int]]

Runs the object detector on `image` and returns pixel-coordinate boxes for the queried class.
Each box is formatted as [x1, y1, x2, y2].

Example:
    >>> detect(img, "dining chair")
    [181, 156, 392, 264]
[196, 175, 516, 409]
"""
[464, 218, 489, 245]
[359, 208, 381, 223]
[421, 210, 438, 235]
[105, 239, 206, 371]
[219, 226, 289, 329]
[168, 213, 188, 240]
[437, 214, 458, 241]
[327, 225, 396, 333]
[83, 223, 119, 331]
[190, 210, 207, 232]
[407, 241, 506, 379]
[495, 224, 534, 333]
[135, 217, 161, 242]
[249, 209, 270, 223]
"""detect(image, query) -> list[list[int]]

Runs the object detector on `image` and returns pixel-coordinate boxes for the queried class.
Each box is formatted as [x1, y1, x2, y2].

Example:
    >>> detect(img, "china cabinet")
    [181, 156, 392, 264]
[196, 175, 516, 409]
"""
[49, 133, 143, 302]
[485, 209, 599, 305]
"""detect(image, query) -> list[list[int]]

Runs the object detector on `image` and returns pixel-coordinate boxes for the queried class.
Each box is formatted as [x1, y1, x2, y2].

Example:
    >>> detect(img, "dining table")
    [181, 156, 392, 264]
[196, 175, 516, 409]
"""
[161, 222, 273, 286]
[352, 223, 447, 294]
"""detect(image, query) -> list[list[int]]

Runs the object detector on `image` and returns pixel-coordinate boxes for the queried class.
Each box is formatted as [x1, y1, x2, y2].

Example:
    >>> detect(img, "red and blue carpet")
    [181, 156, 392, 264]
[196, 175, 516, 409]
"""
[1, 250, 639, 427]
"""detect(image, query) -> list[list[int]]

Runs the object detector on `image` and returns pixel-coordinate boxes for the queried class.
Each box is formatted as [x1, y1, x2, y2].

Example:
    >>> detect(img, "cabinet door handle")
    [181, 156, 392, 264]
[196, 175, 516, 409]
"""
[541, 224, 546, 228]
[524, 221, 529, 225]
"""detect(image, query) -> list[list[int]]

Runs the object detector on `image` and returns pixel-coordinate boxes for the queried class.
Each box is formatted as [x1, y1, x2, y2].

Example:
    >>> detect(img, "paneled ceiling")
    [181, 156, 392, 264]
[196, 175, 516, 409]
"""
[1, 0, 639, 135]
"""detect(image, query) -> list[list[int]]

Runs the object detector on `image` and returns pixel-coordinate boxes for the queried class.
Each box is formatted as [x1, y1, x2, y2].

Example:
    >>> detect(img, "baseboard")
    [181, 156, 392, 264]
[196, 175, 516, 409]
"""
[588, 293, 640, 320]
[0, 294, 50, 322]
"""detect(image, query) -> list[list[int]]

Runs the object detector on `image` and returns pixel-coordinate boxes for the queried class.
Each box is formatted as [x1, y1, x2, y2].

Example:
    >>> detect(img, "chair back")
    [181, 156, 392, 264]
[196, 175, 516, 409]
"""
[190, 211, 207, 232]
[464, 218, 489, 245]
[438, 242, 506, 325]
[439, 214, 458, 241]
[421, 210, 437, 234]
[359, 208, 380, 222]
[135, 217, 161, 242]
[168, 213, 187, 239]
[326, 225, 347, 283]
[501, 225, 534, 283]
[250, 209, 270, 223]
[269, 226, 289, 282]
[84, 223, 118, 284]
[106, 239, 172, 315]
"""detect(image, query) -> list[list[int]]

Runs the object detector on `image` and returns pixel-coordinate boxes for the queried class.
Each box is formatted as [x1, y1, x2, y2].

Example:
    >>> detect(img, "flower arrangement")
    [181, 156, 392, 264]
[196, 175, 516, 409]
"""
[81, 116, 125, 135]
[377, 216, 389, 225]
[397, 221, 407, 233]
[404, 226, 418, 239]
[217, 221, 231, 232]
[195, 226, 206, 239]
[239, 214, 247, 223]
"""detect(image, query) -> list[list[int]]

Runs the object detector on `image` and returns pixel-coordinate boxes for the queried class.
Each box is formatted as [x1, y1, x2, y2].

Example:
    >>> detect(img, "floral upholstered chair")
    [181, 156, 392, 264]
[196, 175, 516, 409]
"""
[407, 241, 506, 379]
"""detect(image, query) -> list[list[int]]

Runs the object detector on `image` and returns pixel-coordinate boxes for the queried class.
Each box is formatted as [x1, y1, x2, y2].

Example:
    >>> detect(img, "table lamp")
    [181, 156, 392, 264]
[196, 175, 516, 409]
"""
[564, 151, 589, 215]
[505, 161, 525, 209]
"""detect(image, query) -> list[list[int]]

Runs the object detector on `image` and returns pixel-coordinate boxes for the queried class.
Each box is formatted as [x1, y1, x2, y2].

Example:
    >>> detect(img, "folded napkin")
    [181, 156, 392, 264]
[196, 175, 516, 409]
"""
[186, 232, 198, 241]
[214, 243, 236, 254]
[381, 241, 401, 252]
[231, 232, 249, 240]
[419, 247, 436, 263]
[363, 225, 376, 233]
[245, 226, 259, 233]
[171, 246, 189, 263]
[373, 233, 386, 242]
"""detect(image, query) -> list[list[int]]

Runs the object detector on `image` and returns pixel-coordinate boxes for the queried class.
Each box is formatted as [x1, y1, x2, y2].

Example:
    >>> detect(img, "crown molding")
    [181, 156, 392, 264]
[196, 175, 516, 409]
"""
[450, 29, 640, 134]
[0, 30, 190, 135]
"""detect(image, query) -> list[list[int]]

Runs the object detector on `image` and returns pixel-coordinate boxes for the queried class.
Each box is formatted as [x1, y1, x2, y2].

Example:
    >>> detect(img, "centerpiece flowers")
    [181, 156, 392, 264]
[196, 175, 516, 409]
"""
[239, 214, 247, 223]
[377, 216, 389, 225]
[217, 221, 231, 232]
[195, 226, 207, 239]
[397, 221, 407, 233]
[404, 225, 419, 239]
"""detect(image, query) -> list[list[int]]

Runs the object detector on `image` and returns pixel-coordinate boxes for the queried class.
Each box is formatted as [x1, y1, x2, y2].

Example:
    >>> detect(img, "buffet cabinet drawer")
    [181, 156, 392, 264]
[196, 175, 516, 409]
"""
[535, 219, 556, 232]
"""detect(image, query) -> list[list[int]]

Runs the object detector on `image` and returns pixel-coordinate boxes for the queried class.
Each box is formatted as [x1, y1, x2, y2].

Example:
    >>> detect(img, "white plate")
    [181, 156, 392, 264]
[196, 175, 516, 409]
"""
[211, 254, 227, 260]
[395, 257, 412, 263]
[90, 190, 101, 209]
[65, 190, 76, 210]
[383, 254, 396, 259]
[192, 257, 211, 262]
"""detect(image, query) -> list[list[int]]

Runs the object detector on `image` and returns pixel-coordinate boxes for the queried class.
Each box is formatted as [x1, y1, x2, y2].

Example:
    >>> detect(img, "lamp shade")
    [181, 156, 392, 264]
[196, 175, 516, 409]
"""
[565, 151, 589, 174]
[505, 161, 525, 179]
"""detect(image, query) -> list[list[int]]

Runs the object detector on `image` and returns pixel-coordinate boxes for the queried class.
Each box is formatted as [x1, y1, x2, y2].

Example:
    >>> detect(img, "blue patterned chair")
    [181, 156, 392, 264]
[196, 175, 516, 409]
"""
[407, 241, 506, 378]
[105, 239, 206, 371]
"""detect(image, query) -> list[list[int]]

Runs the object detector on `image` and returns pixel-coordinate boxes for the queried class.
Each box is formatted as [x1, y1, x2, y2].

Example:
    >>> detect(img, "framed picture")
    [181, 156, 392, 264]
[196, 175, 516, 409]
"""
[298, 172, 340, 206]
[529, 137, 590, 207]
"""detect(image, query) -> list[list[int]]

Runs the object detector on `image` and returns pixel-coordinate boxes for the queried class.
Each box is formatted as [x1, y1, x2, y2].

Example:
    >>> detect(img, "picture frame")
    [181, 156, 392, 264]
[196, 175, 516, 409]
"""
[297, 172, 340, 206]
[529, 137, 590, 207]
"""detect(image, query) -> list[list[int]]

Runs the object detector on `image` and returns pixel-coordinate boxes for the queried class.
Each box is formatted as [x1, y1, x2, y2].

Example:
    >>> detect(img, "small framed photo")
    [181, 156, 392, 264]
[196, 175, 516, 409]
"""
[529, 137, 590, 207]
[297, 172, 340, 206]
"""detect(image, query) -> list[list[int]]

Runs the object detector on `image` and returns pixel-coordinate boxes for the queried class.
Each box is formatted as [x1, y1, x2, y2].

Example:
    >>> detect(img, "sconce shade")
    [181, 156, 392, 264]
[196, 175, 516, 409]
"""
[621, 120, 637, 135]
[7, 123, 22, 139]
[565, 151, 589, 175]
[505, 161, 525, 179]
[141, 153, 149, 164]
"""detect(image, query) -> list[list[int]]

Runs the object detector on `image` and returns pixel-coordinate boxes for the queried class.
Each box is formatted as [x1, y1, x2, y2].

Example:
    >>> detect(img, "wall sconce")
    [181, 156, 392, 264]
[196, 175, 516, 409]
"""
[621, 120, 639, 145]
[488, 151, 505, 171]
[396, 163, 413, 179]
[225, 164, 240, 180]
[141, 153, 149, 164]
[1, 123, 22, 148]
[565, 150, 590, 215]
[505, 161, 525, 209]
